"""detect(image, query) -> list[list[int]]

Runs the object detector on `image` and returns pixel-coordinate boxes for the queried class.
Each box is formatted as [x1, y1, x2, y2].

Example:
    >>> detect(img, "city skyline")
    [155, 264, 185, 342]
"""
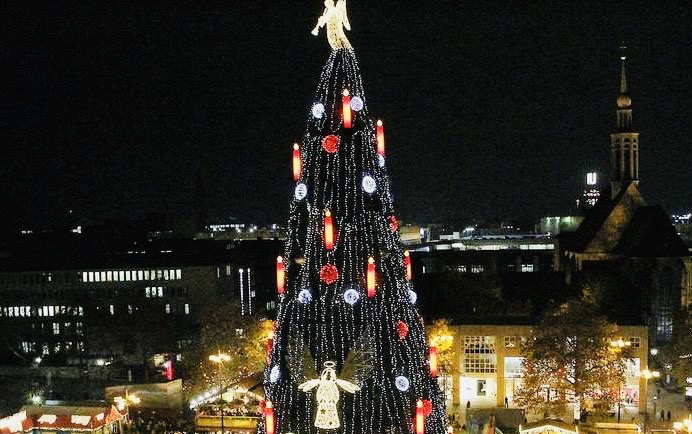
[2, 2, 691, 229]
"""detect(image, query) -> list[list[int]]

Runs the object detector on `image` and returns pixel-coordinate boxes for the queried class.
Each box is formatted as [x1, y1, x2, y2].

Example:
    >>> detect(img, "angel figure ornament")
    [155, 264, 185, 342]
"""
[298, 361, 360, 429]
[311, 0, 352, 50]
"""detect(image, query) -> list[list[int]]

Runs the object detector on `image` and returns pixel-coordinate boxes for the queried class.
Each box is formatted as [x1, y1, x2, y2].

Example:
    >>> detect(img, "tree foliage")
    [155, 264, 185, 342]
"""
[180, 300, 273, 395]
[514, 299, 631, 418]
[671, 307, 692, 382]
[428, 318, 456, 375]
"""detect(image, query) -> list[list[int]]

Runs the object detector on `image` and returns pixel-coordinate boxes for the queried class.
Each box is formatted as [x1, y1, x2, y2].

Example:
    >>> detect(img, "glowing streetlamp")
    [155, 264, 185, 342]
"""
[209, 351, 231, 434]
[636, 369, 660, 432]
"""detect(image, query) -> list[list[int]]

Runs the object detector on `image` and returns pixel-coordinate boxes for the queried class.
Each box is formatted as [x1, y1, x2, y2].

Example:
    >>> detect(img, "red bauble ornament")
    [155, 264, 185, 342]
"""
[388, 215, 399, 232]
[320, 263, 339, 284]
[322, 135, 340, 153]
[422, 399, 433, 417]
[396, 320, 409, 340]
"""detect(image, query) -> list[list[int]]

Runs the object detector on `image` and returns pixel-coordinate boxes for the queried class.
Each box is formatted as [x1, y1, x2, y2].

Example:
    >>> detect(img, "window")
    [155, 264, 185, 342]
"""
[88, 272, 94, 282]
[109, 305, 115, 315]
[164, 270, 170, 280]
[165, 304, 171, 314]
[106, 271, 113, 282]
[521, 264, 534, 273]
[184, 304, 190, 314]
[100, 271, 106, 281]
[127, 305, 133, 314]
[477, 380, 487, 396]
[53, 323, 60, 335]
[144, 270, 150, 280]
[504, 357, 524, 378]
[504, 336, 516, 348]
[463, 336, 496, 373]
[138, 270, 144, 281]
[82, 272, 88, 282]
[176, 269, 182, 280]
[119, 271, 125, 281]
[628, 337, 641, 348]
[471, 265, 484, 274]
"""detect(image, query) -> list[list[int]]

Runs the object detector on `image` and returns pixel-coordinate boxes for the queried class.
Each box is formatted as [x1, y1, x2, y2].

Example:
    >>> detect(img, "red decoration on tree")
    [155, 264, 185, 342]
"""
[429, 346, 439, 377]
[292, 143, 302, 181]
[396, 320, 409, 340]
[376, 119, 385, 156]
[403, 250, 412, 281]
[367, 257, 376, 298]
[265, 400, 275, 434]
[422, 399, 433, 417]
[415, 400, 425, 434]
[320, 263, 339, 284]
[324, 209, 334, 250]
[322, 135, 340, 153]
[276, 256, 285, 295]
[342, 89, 352, 129]
[388, 215, 399, 232]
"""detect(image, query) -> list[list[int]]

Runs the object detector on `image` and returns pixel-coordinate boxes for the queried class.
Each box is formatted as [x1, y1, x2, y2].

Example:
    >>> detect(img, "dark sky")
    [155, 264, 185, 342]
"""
[2, 2, 691, 229]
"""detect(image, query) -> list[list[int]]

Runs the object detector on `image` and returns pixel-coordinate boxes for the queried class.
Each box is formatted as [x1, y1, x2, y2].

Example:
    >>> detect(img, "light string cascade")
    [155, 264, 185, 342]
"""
[261, 46, 447, 434]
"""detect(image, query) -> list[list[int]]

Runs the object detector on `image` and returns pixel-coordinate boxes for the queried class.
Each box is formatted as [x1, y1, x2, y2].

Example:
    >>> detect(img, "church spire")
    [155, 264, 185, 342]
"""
[610, 45, 640, 197]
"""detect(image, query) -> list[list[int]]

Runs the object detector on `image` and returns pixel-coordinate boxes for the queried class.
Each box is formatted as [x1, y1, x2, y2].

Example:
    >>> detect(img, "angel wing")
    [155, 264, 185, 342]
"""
[337, 0, 351, 31]
[298, 379, 321, 392]
[340, 327, 375, 386]
[336, 378, 361, 394]
[285, 330, 318, 383]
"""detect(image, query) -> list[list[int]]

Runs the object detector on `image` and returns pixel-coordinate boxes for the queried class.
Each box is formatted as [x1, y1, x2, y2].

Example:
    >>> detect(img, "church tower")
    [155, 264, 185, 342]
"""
[610, 46, 640, 198]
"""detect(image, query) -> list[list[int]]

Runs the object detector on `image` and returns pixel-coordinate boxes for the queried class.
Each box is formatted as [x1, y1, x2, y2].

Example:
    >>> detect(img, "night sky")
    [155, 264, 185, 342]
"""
[2, 2, 691, 230]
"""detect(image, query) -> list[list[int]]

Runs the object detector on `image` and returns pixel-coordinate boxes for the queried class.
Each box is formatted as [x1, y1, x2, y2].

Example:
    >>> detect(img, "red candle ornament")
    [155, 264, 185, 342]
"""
[429, 346, 439, 377]
[322, 135, 340, 153]
[422, 399, 433, 417]
[265, 400, 275, 434]
[415, 400, 425, 434]
[367, 257, 376, 298]
[266, 331, 274, 360]
[342, 89, 352, 129]
[324, 209, 334, 250]
[276, 256, 285, 295]
[292, 143, 301, 181]
[376, 119, 385, 156]
[404, 250, 412, 281]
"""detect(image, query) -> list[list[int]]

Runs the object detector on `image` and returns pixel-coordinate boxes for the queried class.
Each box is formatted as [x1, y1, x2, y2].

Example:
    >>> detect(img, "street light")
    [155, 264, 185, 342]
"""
[209, 351, 231, 434]
[114, 389, 141, 421]
[636, 369, 660, 433]
[609, 339, 632, 422]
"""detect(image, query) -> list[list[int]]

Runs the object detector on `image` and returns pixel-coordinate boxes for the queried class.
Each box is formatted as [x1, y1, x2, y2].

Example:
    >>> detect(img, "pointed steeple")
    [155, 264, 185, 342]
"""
[610, 44, 640, 197]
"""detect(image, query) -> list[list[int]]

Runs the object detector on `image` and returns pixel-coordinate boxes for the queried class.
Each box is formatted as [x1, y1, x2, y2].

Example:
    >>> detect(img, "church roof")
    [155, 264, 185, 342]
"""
[562, 182, 688, 257]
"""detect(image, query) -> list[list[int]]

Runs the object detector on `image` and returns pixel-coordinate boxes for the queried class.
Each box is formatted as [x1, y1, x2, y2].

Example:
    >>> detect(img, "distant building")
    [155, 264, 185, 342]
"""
[575, 172, 604, 213]
[555, 50, 692, 344]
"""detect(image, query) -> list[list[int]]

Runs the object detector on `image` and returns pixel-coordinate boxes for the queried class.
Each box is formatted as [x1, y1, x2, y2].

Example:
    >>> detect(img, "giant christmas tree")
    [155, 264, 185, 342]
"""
[259, 3, 447, 434]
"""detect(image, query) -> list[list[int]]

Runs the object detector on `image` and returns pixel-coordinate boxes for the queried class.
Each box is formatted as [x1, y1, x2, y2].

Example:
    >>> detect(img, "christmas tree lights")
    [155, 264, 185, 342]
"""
[259, 2, 447, 434]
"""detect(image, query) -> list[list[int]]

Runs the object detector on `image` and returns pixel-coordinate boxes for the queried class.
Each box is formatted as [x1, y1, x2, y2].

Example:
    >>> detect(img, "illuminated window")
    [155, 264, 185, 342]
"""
[100, 271, 106, 281]
[138, 270, 144, 281]
[164, 270, 170, 280]
[521, 264, 534, 273]
[471, 265, 484, 273]
[504, 356, 524, 378]
[125, 271, 131, 282]
[504, 336, 516, 348]
[82, 272, 88, 282]
[156, 270, 163, 280]
[176, 269, 182, 280]
[165, 304, 171, 314]
[53, 323, 60, 335]
[463, 336, 496, 373]
[184, 304, 190, 314]
[88, 272, 94, 282]
[127, 305, 133, 314]
[144, 270, 150, 280]
[48, 306, 55, 317]
[109, 305, 114, 315]
[628, 337, 641, 348]
[106, 271, 113, 282]
[119, 271, 125, 281]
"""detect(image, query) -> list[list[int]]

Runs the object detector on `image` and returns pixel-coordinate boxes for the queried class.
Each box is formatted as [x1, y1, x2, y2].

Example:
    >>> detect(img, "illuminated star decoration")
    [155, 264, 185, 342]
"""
[298, 361, 361, 429]
[311, 0, 352, 50]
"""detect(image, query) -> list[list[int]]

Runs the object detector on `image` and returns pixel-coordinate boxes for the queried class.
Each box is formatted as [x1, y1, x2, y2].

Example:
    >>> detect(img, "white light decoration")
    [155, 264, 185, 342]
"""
[350, 96, 363, 111]
[378, 154, 385, 168]
[362, 175, 377, 194]
[295, 183, 308, 201]
[298, 361, 360, 429]
[408, 289, 418, 305]
[270, 365, 281, 383]
[394, 375, 410, 392]
[311, 0, 352, 50]
[343, 287, 360, 305]
[312, 103, 325, 119]
[298, 289, 313, 304]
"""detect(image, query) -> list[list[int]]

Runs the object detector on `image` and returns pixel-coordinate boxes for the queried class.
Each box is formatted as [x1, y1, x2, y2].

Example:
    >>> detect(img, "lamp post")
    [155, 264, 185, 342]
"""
[209, 351, 231, 434]
[610, 339, 632, 423]
[636, 369, 660, 433]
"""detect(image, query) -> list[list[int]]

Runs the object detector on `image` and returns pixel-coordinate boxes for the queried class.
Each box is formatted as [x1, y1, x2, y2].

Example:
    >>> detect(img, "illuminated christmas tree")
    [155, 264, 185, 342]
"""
[259, 2, 447, 434]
